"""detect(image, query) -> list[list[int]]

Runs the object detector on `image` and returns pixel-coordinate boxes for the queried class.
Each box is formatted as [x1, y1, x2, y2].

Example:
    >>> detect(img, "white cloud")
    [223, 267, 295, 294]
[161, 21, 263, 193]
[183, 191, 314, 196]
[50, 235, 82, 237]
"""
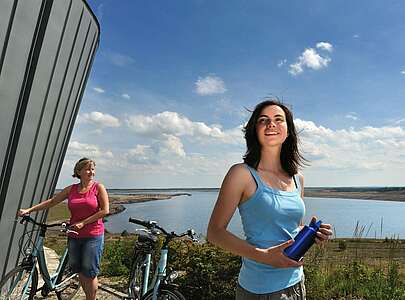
[295, 119, 405, 171]
[195, 75, 227, 95]
[105, 51, 135, 67]
[289, 43, 333, 76]
[353, 34, 360, 39]
[162, 135, 186, 157]
[345, 112, 358, 120]
[316, 42, 333, 52]
[395, 118, 405, 124]
[67, 141, 114, 160]
[122, 93, 131, 99]
[277, 59, 287, 67]
[60, 116, 405, 187]
[401, 70, 405, 75]
[126, 111, 242, 144]
[93, 87, 105, 93]
[79, 111, 121, 128]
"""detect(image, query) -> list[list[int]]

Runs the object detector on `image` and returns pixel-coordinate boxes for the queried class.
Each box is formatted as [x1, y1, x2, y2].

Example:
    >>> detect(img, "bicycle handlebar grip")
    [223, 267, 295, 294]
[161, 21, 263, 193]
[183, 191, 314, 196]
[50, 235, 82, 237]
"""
[20, 215, 30, 224]
[129, 217, 150, 227]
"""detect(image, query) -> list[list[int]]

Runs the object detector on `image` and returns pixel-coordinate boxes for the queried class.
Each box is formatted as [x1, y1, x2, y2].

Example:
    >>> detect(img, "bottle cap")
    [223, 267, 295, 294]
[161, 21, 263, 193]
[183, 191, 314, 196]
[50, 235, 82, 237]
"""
[309, 219, 322, 231]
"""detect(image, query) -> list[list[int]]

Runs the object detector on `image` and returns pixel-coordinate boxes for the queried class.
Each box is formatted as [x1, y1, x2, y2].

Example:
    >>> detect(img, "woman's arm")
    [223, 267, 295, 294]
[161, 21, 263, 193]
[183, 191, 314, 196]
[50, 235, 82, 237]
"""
[70, 183, 110, 230]
[17, 186, 71, 216]
[207, 164, 302, 268]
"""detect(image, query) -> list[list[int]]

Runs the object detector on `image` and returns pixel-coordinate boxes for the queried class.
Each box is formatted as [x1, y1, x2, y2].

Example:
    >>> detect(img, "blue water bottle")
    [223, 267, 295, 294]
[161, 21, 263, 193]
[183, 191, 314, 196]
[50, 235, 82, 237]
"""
[284, 219, 322, 261]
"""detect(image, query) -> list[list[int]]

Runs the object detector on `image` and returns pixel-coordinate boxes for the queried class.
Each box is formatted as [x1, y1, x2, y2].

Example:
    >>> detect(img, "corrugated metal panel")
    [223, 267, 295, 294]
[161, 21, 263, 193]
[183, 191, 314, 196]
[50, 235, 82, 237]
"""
[0, 0, 99, 277]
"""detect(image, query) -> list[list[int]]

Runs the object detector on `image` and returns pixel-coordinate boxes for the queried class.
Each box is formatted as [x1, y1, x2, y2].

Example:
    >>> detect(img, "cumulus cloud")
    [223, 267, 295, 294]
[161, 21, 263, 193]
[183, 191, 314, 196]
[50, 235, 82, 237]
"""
[195, 75, 227, 95]
[289, 42, 333, 76]
[79, 111, 121, 128]
[126, 111, 242, 144]
[93, 87, 105, 93]
[67, 141, 114, 159]
[162, 135, 186, 157]
[122, 93, 131, 99]
[295, 119, 405, 171]
[316, 42, 333, 52]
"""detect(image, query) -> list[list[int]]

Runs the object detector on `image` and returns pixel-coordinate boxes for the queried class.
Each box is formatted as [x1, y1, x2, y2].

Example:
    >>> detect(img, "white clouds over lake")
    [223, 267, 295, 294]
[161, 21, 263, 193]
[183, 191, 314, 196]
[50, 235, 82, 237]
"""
[59, 107, 405, 188]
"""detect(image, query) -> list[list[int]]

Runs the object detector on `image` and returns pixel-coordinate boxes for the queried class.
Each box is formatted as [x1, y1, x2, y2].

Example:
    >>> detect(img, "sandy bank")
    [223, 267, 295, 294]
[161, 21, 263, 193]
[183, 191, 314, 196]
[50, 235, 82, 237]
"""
[107, 193, 191, 216]
[305, 187, 405, 202]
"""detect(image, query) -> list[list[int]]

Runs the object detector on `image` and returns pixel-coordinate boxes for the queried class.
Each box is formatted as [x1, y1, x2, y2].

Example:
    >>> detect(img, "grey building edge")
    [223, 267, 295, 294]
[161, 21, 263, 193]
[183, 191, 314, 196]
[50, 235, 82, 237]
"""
[0, 0, 99, 277]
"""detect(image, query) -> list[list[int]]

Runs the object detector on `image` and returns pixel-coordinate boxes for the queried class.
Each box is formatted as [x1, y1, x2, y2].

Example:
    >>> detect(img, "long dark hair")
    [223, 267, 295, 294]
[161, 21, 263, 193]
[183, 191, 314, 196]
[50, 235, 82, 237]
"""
[243, 99, 307, 176]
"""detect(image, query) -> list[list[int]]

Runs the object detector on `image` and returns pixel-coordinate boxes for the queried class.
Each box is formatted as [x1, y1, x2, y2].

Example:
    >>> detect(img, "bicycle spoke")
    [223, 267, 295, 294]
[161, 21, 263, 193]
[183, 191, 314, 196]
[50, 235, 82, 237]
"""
[0, 266, 38, 300]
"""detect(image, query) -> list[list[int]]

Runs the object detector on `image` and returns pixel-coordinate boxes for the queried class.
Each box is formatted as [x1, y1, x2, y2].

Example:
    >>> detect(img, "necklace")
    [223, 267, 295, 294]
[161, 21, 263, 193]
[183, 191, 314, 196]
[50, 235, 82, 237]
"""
[257, 168, 292, 191]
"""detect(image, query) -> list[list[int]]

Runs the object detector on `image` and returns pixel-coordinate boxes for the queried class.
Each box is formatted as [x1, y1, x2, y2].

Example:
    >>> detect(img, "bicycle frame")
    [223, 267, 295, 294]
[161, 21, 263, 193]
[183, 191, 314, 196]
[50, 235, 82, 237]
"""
[138, 248, 168, 300]
[33, 237, 74, 292]
[150, 248, 168, 300]
[128, 217, 196, 300]
[19, 217, 77, 294]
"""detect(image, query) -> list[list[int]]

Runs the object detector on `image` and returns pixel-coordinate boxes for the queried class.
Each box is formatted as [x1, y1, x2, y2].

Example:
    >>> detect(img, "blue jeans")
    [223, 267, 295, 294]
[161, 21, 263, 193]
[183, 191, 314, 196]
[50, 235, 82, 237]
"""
[68, 234, 104, 278]
[236, 278, 306, 300]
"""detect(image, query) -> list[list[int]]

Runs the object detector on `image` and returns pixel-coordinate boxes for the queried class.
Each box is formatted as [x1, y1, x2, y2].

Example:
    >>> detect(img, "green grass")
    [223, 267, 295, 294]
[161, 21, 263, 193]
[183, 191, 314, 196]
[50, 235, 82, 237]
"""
[46, 202, 70, 222]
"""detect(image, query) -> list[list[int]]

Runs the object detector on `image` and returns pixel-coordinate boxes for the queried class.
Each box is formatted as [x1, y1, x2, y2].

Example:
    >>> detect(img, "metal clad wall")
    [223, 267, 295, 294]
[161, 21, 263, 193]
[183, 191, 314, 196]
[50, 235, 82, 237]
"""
[0, 0, 99, 277]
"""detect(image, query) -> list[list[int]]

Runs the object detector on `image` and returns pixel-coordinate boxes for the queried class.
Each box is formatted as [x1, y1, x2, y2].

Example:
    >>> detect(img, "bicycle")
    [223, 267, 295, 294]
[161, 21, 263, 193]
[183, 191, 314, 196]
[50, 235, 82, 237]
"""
[0, 215, 80, 300]
[126, 217, 197, 300]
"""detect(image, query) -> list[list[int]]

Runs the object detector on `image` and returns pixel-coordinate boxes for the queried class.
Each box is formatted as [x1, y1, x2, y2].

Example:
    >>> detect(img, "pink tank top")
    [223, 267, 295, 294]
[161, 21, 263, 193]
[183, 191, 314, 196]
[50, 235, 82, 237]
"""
[67, 182, 104, 238]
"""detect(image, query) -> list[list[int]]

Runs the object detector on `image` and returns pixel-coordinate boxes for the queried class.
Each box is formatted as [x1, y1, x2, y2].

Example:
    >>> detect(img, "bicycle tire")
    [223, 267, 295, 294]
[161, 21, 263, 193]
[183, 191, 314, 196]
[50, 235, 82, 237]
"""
[0, 265, 38, 300]
[143, 287, 186, 300]
[55, 253, 80, 300]
[128, 254, 145, 299]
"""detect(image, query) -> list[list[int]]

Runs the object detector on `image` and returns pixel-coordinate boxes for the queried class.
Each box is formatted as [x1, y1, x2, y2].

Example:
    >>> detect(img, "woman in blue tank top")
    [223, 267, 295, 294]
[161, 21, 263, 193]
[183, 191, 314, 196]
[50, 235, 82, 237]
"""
[207, 99, 332, 299]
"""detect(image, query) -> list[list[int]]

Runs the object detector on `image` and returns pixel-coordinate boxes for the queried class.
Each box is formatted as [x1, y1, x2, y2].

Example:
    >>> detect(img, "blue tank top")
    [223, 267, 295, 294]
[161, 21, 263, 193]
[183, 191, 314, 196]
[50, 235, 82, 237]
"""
[238, 164, 305, 294]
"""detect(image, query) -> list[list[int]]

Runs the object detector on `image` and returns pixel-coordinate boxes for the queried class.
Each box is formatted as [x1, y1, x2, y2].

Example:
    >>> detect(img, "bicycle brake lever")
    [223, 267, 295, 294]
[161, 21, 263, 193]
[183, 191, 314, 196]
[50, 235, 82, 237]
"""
[66, 229, 79, 235]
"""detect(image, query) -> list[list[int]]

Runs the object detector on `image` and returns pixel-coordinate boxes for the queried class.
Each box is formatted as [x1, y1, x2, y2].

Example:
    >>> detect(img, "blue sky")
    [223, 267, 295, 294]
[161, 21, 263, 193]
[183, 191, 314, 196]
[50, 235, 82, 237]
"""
[57, 0, 405, 188]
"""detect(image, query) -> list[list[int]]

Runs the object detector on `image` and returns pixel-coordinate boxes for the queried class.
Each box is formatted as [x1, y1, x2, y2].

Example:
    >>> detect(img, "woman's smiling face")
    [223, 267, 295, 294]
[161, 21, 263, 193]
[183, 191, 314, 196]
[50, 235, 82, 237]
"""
[79, 162, 96, 181]
[256, 105, 289, 147]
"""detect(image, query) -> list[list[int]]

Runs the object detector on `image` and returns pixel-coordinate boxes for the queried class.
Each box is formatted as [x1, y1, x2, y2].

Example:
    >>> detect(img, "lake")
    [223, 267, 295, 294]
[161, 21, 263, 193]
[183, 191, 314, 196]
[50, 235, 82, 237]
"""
[105, 190, 405, 239]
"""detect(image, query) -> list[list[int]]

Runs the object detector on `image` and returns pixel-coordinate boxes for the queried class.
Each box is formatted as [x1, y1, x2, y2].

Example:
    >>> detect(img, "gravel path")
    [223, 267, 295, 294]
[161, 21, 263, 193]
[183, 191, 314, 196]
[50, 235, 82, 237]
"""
[32, 247, 124, 299]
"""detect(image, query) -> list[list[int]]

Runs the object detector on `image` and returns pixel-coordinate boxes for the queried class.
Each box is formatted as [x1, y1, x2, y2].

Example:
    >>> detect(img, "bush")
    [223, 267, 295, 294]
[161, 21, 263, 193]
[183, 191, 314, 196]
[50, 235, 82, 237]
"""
[101, 236, 135, 277]
[97, 237, 405, 300]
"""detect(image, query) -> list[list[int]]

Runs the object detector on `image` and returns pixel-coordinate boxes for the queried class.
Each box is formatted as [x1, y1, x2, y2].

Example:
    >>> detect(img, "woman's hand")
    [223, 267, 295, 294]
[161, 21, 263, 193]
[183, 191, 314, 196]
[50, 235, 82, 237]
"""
[70, 222, 85, 231]
[258, 240, 304, 268]
[315, 222, 333, 244]
[17, 208, 30, 217]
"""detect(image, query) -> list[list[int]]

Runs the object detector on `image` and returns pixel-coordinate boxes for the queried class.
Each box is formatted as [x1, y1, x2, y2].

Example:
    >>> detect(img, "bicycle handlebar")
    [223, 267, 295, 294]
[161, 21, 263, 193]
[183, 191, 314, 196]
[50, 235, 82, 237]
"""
[19, 215, 78, 235]
[129, 217, 197, 241]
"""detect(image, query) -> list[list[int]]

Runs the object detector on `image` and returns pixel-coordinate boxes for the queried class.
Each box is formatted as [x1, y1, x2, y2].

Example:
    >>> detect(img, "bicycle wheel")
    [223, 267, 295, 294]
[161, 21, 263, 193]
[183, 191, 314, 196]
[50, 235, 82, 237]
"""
[55, 254, 80, 300]
[143, 287, 186, 300]
[0, 265, 38, 300]
[128, 254, 145, 300]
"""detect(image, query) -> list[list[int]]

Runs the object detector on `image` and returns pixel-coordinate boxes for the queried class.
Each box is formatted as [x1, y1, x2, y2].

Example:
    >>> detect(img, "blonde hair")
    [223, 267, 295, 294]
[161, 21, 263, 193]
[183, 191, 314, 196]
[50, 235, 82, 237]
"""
[72, 158, 96, 179]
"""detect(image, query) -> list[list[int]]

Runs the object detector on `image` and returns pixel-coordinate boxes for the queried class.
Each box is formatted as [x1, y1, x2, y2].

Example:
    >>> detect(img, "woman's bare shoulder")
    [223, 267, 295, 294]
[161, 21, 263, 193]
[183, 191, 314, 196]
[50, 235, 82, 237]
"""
[227, 163, 251, 179]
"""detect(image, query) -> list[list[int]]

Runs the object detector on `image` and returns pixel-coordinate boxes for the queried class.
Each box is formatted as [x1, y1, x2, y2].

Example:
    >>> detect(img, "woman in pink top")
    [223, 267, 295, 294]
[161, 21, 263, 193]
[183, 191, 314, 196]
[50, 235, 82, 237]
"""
[18, 158, 109, 300]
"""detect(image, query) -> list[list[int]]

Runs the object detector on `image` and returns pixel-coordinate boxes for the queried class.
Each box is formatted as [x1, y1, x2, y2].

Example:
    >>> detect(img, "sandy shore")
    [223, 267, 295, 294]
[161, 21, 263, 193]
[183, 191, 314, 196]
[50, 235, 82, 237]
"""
[107, 193, 191, 216]
[305, 187, 405, 202]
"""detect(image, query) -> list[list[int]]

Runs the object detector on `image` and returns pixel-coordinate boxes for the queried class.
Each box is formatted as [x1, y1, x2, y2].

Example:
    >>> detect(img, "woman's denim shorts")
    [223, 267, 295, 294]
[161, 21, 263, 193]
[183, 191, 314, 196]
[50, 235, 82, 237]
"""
[68, 234, 104, 278]
[236, 277, 306, 300]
